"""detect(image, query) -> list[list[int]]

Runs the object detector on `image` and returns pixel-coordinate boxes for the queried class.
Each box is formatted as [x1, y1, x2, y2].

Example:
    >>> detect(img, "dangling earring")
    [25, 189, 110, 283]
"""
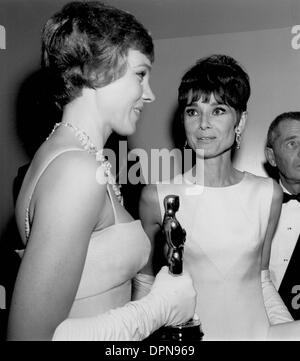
[235, 128, 241, 150]
[184, 140, 188, 149]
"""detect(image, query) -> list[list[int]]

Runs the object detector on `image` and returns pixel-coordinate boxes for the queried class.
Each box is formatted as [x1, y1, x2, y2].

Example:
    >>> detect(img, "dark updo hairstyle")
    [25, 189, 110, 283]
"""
[178, 54, 250, 119]
[42, 1, 154, 108]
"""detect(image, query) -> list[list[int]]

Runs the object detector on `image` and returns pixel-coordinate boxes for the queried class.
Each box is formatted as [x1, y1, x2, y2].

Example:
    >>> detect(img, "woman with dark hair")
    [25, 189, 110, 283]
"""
[139, 54, 299, 340]
[7, 1, 196, 341]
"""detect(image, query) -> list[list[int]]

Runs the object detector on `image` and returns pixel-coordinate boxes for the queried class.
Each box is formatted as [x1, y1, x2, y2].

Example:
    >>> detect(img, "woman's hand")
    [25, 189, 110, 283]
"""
[150, 266, 196, 326]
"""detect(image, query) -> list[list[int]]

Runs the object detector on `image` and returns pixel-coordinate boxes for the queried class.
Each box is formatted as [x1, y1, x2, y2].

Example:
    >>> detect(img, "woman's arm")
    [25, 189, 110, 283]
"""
[8, 157, 197, 341]
[131, 185, 164, 301]
[138, 184, 165, 276]
[261, 179, 283, 270]
[261, 179, 293, 324]
[7, 152, 106, 340]
[52, 266, 196, 341]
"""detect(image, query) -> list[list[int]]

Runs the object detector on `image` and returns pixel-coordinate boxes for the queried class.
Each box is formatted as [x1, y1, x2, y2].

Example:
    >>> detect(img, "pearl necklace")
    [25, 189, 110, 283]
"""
[47, 121, 123, 204]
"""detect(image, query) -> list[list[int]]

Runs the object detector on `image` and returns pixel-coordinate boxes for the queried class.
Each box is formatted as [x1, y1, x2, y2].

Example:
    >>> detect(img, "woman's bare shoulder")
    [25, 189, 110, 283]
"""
[33, 150, 107, 212]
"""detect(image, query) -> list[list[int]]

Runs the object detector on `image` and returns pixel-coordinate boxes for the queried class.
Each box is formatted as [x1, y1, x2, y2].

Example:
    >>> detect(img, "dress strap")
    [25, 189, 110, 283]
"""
[106, 184, 120, 224]
[25, 148, 85, 241]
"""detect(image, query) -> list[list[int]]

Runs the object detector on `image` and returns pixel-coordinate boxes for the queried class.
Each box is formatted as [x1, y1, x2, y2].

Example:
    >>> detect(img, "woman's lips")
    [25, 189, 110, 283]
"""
[196, 136, 216, 142]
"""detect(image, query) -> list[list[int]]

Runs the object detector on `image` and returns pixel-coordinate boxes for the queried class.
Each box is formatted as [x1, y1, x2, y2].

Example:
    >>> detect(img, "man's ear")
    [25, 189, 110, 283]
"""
[265, 146, 277, 167]
[236, 111, 247, 134]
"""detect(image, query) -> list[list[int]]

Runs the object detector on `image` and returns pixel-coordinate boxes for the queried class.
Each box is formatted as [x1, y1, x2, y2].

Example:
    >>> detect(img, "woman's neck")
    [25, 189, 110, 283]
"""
[192, 152, 242, 187]
[61, 94, 112, 150]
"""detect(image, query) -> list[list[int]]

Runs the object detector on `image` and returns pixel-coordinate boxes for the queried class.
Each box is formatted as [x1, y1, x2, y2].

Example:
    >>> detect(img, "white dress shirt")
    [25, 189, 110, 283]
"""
[269, 183, 300, 290]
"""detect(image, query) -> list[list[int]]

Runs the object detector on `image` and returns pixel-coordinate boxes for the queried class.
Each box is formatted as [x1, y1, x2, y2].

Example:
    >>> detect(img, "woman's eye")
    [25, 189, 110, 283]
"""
[136, 71, 146, 81]
[212, 107, 226, 116]
[185, 108, 198, 117]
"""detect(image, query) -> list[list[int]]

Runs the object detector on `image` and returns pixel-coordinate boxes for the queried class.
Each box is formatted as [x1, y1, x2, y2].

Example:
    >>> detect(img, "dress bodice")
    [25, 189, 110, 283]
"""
[156, 171, 273, 340]
[69, 219, 150, 317]
[18, 147, 151, 318]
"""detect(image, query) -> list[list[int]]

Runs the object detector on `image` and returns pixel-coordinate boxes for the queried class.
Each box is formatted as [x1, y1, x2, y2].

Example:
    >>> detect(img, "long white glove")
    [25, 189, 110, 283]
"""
[53, 266, 196, 341]
[267, 320, 300, 340]
[132, 272, 201, 324]
[261, 269, 293, 325]
[132, 273, 154, 301]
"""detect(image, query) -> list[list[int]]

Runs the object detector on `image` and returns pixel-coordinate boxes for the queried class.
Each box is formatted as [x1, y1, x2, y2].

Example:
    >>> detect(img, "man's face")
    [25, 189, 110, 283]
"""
[267, 119, 300, 183]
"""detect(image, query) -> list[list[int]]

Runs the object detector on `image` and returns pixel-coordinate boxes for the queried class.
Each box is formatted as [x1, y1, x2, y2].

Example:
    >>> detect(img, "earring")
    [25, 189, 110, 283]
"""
[235, 128, 241, 150]
[184, 140, 188, 149]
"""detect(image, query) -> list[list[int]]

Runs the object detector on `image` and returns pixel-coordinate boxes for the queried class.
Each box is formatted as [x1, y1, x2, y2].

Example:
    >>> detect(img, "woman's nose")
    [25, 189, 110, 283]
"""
[198, 113, 211, 129]
[142, 82, 155, 103]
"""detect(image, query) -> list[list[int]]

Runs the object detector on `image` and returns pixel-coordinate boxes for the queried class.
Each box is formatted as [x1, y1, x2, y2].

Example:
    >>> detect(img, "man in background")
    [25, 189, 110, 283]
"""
[265, 111, 300, 320]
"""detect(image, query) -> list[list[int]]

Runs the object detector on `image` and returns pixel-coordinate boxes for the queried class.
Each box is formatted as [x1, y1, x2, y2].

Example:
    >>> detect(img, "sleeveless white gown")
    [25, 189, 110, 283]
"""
[156, 171, 272, 340]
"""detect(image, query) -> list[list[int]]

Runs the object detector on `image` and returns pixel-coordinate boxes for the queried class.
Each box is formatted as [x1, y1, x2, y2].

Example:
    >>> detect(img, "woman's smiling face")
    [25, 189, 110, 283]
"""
[95, 49, 155, 136]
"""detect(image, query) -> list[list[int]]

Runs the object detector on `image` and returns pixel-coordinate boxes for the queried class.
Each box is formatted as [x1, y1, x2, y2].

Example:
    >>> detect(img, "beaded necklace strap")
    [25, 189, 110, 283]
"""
[47, 121, 123, 204]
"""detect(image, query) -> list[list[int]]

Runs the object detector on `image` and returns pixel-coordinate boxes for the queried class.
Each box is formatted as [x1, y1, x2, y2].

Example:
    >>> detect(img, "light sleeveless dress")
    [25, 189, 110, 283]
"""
[156, 171, 273, 340]
[18, 147, 151, 319]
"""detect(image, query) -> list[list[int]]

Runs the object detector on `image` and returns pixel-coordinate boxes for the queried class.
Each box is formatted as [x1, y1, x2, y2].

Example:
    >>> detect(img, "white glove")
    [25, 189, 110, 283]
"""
[267, 320, 300, 340]
[53, 266, 196, 341]
[150, 266, 196, 327]
[132, 273, 154, 301]
[261, 269, 294, 325]
[132, 271, 200, 326]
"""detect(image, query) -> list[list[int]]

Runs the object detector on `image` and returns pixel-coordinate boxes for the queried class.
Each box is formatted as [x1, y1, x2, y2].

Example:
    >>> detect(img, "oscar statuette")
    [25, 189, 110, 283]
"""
[148, 194, 204, 341]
